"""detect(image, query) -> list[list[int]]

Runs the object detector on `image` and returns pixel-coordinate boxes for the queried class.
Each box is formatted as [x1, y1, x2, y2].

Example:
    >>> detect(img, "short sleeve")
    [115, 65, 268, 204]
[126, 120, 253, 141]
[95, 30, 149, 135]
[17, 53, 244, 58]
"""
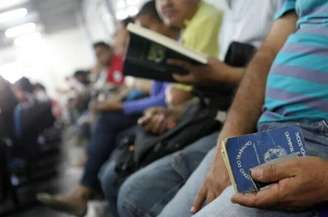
[274, 0, 296, 20]
[181, 2, 222, 57]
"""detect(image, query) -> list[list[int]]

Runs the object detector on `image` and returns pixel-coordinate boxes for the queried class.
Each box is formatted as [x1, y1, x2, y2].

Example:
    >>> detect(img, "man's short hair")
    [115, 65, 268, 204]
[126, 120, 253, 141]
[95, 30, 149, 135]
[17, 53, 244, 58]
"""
[34, 82, 46, 92]
[136, 0, 161, 21]
[93, 41, 111, 50]
[73, 70, 89, 79]
[15, 77, 34, 93]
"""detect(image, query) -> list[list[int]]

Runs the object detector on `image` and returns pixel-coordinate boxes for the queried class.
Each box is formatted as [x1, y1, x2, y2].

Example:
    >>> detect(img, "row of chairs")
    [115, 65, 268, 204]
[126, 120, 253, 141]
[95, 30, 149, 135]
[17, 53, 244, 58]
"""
[0, 125, 62, 216]
[0, 78, 63, 215]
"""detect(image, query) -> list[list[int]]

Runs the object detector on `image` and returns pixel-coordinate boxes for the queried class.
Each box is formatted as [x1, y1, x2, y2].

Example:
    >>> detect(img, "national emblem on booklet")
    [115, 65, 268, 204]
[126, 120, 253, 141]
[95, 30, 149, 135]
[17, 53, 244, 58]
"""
[221, 126, 307, 193]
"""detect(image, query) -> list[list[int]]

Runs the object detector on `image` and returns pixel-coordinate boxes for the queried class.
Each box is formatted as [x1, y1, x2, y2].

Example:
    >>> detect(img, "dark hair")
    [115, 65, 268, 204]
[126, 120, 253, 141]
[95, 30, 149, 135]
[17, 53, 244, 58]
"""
[73, 70, 89, 78]
[34, 82, 46, 92]
[136, 0, 161, 21]
[93, 41, 111, 50]
[14, 77, 34, 93]
[73, 70, 90, 85]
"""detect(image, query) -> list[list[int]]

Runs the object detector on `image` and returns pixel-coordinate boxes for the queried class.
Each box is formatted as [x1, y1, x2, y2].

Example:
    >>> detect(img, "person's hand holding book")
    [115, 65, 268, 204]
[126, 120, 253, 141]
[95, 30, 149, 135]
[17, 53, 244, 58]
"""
[170, 58, 220, 84]
[231, 156, 328, 210]
[170, 57, 244, 85]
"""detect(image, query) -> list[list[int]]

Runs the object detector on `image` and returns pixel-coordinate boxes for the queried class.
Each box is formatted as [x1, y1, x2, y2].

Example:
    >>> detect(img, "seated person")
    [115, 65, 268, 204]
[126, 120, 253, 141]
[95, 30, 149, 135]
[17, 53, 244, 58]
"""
[13, 77, 35, 104]
[133, 0, 227, 136]
[36, 2, 178, 216]
[148, 1, 328, 217]
[113, 1, 282, 217]
[92, 21, 154, 103]
[33, 82, 51, 102]
[106, 17, 131, 86]
[156, 0, 224, 111]
[100, 1, 243, 216]
[13, 78, 55, 141]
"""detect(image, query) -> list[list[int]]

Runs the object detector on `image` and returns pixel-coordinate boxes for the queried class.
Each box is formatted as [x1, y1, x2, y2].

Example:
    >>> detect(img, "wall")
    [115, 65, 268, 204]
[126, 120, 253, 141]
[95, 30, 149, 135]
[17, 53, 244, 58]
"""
[206, 0, 228, 10]
[82, 0, 116, 43]
[43, 26, 95, 95]
[0, 25, 94, 97]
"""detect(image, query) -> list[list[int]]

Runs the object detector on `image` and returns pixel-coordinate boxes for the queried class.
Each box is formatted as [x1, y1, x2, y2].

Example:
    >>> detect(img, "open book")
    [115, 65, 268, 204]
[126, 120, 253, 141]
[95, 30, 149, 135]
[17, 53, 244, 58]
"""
[123, 23, 208, 82]
[221, 126, 307, 193]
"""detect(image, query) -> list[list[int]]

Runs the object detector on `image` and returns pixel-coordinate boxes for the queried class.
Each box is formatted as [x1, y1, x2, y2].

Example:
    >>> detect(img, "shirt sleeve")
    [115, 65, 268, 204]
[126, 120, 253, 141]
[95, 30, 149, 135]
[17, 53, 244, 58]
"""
[274, 0, 296, 20]
[122, 82, 168, 115]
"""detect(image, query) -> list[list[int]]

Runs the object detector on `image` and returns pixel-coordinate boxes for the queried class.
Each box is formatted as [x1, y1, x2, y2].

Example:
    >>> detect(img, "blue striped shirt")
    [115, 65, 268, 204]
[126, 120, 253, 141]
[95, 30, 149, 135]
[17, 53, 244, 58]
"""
[259, 0, 328, 124]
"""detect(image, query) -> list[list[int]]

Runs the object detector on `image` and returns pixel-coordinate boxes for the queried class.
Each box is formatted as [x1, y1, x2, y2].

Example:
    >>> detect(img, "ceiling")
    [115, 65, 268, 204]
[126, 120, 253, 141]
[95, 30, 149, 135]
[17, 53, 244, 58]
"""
[0, 0, 83, 48]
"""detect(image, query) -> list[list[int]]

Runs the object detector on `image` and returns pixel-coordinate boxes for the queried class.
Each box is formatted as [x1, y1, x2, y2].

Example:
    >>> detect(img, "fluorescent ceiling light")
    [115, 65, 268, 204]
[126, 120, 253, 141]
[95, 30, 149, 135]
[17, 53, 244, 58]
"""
[5, 22, 36, 38]
[0, 8, 28, 23]
[0, 0, 29, 11]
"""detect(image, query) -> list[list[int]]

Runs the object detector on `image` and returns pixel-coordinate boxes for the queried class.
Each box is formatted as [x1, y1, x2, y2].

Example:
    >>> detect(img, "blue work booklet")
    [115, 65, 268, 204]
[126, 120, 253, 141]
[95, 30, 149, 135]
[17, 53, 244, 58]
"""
[221, 126, 307, 193]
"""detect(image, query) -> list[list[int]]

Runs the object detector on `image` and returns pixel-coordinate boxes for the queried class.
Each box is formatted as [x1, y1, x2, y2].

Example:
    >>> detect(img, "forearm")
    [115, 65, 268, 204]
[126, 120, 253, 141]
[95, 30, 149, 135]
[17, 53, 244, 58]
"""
[217, 12, 297, 147]
[218, 49, 275, 143]
[212, 65, 244, 86]
[101, 101, 123, 112]
[123, 93, 166, 115]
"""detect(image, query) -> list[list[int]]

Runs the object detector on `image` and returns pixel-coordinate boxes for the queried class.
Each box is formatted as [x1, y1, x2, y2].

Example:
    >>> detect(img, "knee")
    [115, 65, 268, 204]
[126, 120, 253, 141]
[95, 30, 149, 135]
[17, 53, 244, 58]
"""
[117, 176, 137, 217]
[117, 174, 149, 217]
[98, 161, 117, 197]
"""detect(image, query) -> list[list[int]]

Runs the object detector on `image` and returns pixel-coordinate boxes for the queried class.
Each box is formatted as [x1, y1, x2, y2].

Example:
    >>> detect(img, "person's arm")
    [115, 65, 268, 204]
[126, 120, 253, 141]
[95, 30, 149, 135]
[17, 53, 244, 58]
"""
[122, 83, 168, 114]
[90, 99, 123, 113]
[216, 14, 297, 141]
[171, 58, 245, 86]
[138, 107, 179, 135]
[165, 85, 193, 108]
[232, 157, 328, 209]
[191, 12, 298, 213]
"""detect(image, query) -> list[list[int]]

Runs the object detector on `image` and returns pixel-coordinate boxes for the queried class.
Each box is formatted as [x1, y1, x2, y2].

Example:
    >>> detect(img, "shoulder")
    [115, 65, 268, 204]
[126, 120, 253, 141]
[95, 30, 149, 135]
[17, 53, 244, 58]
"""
[198, 1, 223, 21]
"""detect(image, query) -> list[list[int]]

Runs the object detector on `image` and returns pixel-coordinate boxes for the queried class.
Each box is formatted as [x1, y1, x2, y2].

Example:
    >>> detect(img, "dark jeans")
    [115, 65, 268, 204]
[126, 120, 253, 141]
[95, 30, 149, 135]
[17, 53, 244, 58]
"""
[80, 111, 139, 190]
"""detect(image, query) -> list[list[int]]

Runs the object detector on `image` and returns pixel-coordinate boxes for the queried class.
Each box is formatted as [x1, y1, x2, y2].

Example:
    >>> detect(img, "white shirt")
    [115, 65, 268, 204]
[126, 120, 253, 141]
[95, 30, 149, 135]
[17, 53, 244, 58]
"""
[219, 0, 283, 59]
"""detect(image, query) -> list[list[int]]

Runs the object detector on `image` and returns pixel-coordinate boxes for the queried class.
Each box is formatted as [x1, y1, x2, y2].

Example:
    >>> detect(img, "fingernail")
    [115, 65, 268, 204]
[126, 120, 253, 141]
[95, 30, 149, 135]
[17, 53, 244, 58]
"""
[190, 207, 196, 213]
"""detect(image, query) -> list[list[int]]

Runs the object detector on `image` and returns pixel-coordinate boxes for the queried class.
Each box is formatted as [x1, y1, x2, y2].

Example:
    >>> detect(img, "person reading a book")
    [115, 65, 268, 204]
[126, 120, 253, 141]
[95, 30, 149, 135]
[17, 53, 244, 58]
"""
[96, 0, 223, 216]
[136, 1, 328, 217]
[128, 0, 224, 136]
[36, 2, 177, 216]
[156, 0, 223, 110]
[115, 1, 282, 217]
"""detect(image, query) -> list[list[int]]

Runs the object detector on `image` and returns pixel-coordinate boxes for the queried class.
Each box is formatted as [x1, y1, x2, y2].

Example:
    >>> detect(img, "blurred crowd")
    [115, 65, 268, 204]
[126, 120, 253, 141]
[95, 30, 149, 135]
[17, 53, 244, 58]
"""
[2, 0, 328, 217]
